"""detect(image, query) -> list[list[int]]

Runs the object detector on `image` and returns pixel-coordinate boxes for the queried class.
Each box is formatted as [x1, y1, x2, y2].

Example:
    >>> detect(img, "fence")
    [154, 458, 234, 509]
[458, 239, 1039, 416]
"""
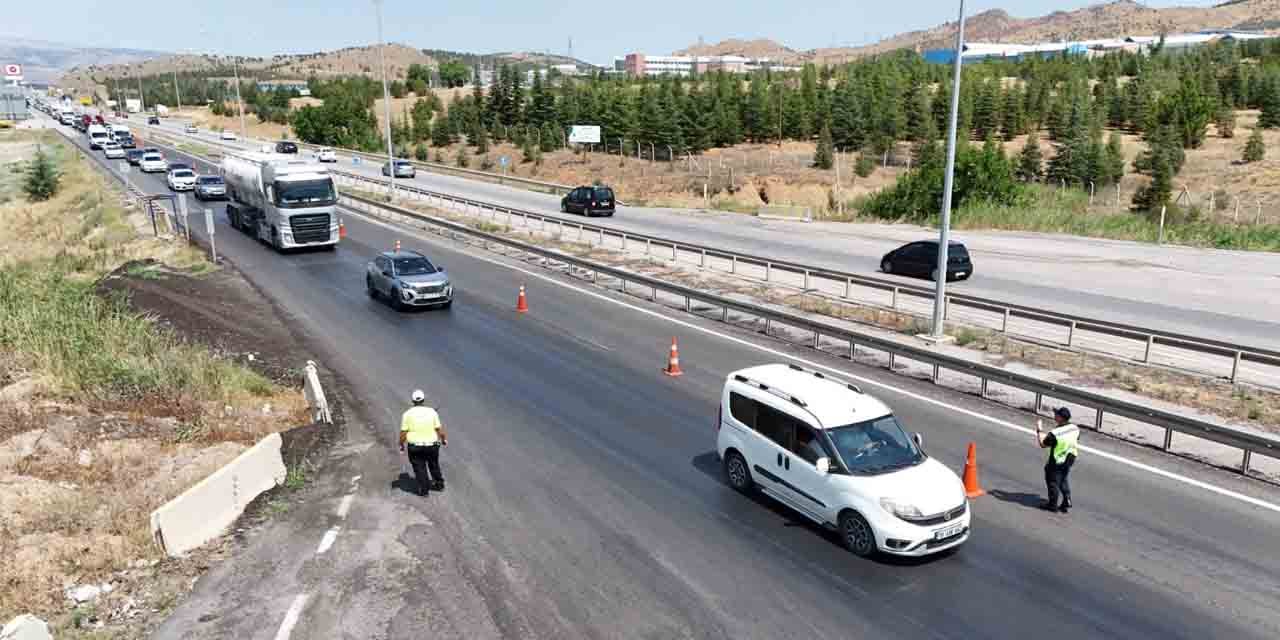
[338, 188, 1280, 476]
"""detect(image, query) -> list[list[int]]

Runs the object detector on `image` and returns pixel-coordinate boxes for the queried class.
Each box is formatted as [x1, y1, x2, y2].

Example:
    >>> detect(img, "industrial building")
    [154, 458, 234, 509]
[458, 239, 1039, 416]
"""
[922, 29, 1273, 65]
[616, 53, 799, 77]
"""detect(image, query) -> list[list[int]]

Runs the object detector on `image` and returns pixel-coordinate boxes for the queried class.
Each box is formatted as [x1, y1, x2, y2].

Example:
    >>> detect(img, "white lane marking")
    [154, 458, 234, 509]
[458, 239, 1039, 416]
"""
[316, 527, 341, 555]
[336, 494, 355, 520]
[273, 594, 309, 640]
[346, 207, 1280, 516]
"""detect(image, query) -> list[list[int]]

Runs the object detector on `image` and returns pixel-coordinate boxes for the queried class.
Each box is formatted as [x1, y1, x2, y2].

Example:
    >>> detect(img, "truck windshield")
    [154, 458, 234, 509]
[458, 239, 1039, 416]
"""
[275, 179, 336, 208]
[826, 415, 925, 475]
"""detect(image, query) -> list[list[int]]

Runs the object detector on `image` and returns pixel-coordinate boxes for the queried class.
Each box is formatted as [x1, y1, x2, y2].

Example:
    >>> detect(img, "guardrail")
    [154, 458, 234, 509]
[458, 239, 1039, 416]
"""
[323, 169, 1280, 387]
[338, 189, 1280, 475]
[138, 124, 1280, 388]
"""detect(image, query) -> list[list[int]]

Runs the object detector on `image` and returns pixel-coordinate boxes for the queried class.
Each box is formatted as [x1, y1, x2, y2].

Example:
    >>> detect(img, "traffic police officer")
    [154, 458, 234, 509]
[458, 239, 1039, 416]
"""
[399, 390, 448, 496]
[1036, 407, 1079, 513]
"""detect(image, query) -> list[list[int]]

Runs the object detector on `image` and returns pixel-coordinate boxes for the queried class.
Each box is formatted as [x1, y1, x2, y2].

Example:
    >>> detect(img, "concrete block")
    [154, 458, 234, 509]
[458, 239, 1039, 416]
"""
[1, 615, 51, 640]
[150, 432, 286, 557]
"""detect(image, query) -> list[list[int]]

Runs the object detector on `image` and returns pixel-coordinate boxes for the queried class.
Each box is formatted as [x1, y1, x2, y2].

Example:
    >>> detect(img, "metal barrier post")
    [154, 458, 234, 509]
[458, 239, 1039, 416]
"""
[1231, 351, 1242, 383]
[1163, 428, 1173, 451]
[804, 270, 811, 289]
[1144, 335, 1155, 363]
[1067, 321, 1076, 347]
[765, 262, 772, 282]
[891, 287, 898, 308]
[1002, 308, 1010, 332]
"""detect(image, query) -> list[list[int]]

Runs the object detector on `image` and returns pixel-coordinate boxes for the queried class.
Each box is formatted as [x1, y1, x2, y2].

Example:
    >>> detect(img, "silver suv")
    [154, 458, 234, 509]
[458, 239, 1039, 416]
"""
[366, 249, 452, 310]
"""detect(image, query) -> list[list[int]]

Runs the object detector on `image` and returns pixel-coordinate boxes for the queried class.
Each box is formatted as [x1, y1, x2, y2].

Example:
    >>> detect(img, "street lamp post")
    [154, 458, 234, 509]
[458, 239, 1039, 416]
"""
[929, 0, 967, 339]
[172, 64, 183, 114]
[374, 0, 396, 196]
[230, 54, 248, 140]
[135, 66, 146, 114]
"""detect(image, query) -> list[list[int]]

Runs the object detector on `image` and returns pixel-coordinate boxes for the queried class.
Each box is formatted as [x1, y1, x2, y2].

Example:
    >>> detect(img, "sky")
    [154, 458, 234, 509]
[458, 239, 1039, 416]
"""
[8, 0, 1227, 66]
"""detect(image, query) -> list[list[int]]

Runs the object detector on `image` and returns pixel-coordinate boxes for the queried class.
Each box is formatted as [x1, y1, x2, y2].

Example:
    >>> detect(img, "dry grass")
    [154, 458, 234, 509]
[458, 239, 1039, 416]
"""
[168, 107, 290, 141]
[0, 129, 305, 627]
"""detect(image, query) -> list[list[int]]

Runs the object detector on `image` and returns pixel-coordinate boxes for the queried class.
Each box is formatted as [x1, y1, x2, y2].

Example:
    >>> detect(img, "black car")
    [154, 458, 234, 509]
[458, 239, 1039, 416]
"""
[880, 240, 973, 282]
[125, 149, 145, 165]
[148, 115, 160, 125]
[560, 185, 616, 217]
[275, 141, 299, 154]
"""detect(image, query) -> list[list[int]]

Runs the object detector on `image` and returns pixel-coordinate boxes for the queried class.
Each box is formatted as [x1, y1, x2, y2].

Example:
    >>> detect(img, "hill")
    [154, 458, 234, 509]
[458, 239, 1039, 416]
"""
[0, 36, 168, 84]
[676, 1, 1280, 65]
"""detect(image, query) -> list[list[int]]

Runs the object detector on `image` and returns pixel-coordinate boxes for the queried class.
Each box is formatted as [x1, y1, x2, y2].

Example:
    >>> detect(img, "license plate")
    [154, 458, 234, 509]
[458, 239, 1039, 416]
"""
[420, 291, 442, 299]
[934, 524, 964, 540]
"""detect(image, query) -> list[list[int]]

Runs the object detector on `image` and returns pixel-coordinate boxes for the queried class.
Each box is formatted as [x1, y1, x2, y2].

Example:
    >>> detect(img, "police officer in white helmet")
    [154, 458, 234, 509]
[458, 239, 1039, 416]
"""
[399, 389, 448, 496]
[1036, 407, 1079, 513]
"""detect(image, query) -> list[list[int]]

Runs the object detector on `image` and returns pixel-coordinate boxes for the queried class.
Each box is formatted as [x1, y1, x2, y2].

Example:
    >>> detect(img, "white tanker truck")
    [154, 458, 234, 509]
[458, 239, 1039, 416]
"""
[220, 150, 340, 250]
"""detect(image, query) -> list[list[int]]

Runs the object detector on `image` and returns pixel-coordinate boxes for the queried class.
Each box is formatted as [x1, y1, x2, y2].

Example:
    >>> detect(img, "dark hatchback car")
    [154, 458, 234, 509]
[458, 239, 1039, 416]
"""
[125, 149, 146, 165]
[880, 240, 973, 282]
[561, 185, 616, 217]
[275, 140, 299, 154]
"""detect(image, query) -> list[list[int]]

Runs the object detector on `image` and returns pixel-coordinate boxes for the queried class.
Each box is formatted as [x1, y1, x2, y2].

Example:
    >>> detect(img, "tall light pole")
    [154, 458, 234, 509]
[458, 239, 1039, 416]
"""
[136, 66, 146, 114]
[231, 53, 247, 140]
[172, 60, 183, 114]
[929, 0, 967, 339]
[374, 0, 396, 196]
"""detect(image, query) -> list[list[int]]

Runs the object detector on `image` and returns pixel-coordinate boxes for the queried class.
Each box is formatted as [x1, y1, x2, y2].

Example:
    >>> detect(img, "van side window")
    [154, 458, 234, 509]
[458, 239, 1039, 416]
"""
[755, 404, 797, 450]
[729, 392, 757, 429]
[792, 425, 830, 465]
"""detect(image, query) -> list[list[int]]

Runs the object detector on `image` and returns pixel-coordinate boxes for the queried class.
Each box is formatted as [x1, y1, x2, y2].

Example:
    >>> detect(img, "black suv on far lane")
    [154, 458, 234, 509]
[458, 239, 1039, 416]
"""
[275, 141, 299, 154]
[880, 240, 974, 282]
[561, 185, 616, 217]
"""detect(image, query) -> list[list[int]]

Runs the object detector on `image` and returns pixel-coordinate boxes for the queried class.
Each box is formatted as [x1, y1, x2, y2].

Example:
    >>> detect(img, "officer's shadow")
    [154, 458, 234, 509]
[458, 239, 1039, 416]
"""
[391, 473, 423, 495]
[987, 489, 1044, 509]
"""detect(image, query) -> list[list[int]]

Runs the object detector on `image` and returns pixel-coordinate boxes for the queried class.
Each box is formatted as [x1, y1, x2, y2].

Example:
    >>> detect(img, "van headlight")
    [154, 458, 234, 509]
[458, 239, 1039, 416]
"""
[880, 498, 924, 520]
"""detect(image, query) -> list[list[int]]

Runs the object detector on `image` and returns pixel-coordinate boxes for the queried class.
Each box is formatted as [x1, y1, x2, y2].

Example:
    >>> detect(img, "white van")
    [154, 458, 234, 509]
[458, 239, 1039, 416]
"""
[87, 124, 111, 150]
[716, 363, 971, 557]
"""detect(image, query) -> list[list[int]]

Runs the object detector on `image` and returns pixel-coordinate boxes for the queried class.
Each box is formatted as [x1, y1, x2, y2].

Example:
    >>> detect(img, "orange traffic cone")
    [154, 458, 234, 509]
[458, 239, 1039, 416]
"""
[664, 337, 684, 376]
[338, 218, 346, 239]
[516, 285, 529, 313]
[962, 442, 985, 498]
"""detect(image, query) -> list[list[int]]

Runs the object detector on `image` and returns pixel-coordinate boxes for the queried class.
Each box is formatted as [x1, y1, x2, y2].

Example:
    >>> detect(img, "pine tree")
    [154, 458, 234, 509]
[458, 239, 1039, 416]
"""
[522, 133, 536, 163]
[475, 124, 489, 152]
[1213, 105, 1233, 138]
[813, 123, 834, 169]
[1102, 132, 1126, 186]
[411, 98, 434, 142]
[1016, 134, 1043, 183]
[1243, 127, 1266, 163]
[854, 153, 875, 178]
[904, 80, 931, 142]
[23, 149, 60, 201]
[414, 143, 429, 162]
[456, 145, 470, 168]
[1131, 153, 1173, 213]
[972, 80, 1000, 141]
[540, 121, 558, 152]
[1001, 85, 1025, 141]
[1260, 77, 1280, 129]
[431, 111, 451, 147]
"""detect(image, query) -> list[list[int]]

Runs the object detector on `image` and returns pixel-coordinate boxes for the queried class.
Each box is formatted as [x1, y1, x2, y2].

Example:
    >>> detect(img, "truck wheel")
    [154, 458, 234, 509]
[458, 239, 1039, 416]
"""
[271, 227, 282, 252]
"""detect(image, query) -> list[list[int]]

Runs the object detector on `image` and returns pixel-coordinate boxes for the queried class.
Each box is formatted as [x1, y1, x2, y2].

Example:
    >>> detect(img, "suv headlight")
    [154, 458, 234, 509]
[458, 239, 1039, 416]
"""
[880, 498, 924, 520]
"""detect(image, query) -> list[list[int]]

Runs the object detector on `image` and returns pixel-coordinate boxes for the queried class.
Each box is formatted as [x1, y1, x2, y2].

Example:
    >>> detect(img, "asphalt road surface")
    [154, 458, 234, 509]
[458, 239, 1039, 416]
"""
[148, 118, 1280, 350]
[62, 125, 1280, 639]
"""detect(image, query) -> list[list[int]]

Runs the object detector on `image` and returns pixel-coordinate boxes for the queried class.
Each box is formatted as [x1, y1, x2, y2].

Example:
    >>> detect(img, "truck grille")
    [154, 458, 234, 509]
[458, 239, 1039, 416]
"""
[289, 214, 331, 244]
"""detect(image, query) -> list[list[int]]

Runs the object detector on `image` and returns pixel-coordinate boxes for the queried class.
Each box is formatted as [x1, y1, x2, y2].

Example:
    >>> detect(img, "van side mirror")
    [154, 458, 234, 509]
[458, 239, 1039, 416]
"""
[816, 457, 831, 475]
[913, 433, 924, 448]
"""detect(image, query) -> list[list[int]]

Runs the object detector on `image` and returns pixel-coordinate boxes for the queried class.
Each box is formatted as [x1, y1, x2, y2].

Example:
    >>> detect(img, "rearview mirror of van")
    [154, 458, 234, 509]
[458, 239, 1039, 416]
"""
[816, 457, 831, 475]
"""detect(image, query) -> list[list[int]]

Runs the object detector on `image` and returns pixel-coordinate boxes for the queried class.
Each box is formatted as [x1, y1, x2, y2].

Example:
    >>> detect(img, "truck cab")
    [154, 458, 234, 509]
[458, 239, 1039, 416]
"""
[221, 152, 340, 251]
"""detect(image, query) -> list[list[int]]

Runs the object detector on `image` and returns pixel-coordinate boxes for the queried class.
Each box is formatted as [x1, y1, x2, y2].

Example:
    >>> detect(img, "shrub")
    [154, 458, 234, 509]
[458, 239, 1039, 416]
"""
[23, 149, 61, 202]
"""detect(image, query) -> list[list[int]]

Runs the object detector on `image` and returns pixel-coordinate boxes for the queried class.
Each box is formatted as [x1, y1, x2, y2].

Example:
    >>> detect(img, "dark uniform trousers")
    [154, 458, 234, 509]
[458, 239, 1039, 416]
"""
[1044, 453, 1076, 508]
[407, 443, 443, 492]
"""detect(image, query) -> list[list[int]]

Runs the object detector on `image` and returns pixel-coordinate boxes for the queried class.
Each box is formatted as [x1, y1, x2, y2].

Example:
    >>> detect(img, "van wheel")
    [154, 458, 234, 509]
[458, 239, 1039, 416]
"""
[881, 259, 893, 274]
[724, 452, 753, 493]
[840, 511, 877, 557]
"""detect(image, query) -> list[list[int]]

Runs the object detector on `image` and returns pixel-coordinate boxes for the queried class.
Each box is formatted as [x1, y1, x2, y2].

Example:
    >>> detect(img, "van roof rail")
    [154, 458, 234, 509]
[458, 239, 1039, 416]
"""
[786, 362, 862, 394]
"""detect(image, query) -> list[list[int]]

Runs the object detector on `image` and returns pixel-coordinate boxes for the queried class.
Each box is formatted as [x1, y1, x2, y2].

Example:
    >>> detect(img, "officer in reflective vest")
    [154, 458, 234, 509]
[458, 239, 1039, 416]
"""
[1036, 407, 1079, 513]
[399, 389, 448, 496]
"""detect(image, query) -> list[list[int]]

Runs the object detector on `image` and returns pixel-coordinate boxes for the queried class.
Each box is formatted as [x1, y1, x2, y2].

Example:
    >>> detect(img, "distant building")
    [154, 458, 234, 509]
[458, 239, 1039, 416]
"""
[256, 79, 311, 96]
[620, 53, 799, 77]
[924, 30, 1277, 65]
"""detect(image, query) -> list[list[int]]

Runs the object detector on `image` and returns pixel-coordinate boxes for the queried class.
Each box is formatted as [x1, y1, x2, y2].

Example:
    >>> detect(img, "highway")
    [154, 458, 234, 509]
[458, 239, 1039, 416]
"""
[147, 117, 1280, 350]
[63, 124, 1280, 639]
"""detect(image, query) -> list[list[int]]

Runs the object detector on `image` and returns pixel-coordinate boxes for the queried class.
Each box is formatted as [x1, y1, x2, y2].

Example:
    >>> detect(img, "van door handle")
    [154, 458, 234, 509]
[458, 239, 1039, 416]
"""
[784, 457, 790, 470]
[776, 453, 782, 466]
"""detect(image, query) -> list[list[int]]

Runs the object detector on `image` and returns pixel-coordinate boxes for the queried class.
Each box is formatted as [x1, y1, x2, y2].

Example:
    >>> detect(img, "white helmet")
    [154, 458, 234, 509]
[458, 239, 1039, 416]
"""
[411, 389, 425, 404]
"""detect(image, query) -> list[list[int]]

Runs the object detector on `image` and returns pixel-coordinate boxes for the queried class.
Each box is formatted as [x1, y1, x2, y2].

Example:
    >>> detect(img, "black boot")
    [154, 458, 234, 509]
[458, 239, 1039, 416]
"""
[1059, 499, 1072, 513]
[433, 480, 445, 492]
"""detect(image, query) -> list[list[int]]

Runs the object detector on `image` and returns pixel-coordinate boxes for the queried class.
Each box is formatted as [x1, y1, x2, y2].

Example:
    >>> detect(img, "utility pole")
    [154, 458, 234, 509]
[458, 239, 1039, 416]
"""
[172, 63, 183, 113]
[136, 67, 146, 114]
[374, 0, 396, 196]
[929, 0, 966, 340]
[231, 54, 247, 139]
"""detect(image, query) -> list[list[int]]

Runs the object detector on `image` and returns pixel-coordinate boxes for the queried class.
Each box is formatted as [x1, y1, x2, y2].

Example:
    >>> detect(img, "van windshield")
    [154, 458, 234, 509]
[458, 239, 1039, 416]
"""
[276, 178, 336, 208]
[826, 415, 924, 475]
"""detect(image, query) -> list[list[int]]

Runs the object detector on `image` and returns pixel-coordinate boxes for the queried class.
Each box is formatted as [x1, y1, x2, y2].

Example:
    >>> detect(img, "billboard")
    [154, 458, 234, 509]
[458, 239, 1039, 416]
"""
[568, 125, 601, 144]
[3, 64, 22, 80]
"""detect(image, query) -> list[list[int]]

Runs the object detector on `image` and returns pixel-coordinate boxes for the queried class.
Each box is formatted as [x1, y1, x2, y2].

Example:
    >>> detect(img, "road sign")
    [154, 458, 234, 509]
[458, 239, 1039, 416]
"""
[569, 125, 600, 144]
[499, 156, 509, 167]
[204, 208, 218, 263]
[204, 208, 215, 236]
[3, 64, 21, 81]
[118, 161, 130, 174]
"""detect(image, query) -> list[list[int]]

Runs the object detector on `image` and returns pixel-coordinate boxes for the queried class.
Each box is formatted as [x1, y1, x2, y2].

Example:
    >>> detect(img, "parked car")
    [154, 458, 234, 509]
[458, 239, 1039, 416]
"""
[102, 141, 125, 159]
[880, 240, 973, 282]
[313, 147, 337, 163]
[560, 185, 616, 217]
[220, 129, 237, 141]
[166, 167, 197, 191]
[382, 159, 415, 178]
[125, 149, 145, 165]
[147, 115, 160, 125]
[366, 249, 452, 310]
[716, 363, 970, 558]
[275, 141, 299, 154]
[193, 175, 227, 201]
[168, 162, 192, 173]
[184, 124, 198, 134]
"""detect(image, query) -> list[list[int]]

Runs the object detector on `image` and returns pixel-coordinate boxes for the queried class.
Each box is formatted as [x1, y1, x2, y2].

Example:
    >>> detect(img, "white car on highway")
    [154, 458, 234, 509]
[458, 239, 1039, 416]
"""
[313, 147, 337, 163]
[102, 141, 125, 159]
[185, 124, 198, 134]
[220, 129, 237, 141]
[139, 152, 167, 173]
[167, 167, 197, 191]
[717, 363, 970, 558]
